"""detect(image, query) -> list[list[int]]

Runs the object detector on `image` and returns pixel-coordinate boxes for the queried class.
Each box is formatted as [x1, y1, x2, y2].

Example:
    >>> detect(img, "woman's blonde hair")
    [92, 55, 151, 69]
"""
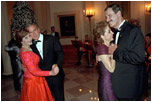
[93, 21, 109, 44]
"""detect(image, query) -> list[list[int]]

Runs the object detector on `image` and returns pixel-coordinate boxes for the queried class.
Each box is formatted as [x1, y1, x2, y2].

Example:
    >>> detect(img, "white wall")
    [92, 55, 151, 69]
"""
[49, 1, 108, 45]
[94, 1, 107, 24]
[145, 1, 151, 34]
[50, 1, 85, 45]
[130, 1, 146, 35]
[48, 1, 150, 45]
[2, 1, 13, 75]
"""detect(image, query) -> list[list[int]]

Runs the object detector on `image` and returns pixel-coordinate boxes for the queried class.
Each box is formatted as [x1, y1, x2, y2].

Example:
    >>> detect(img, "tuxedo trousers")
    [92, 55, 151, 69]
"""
[45, 75, 65, 101]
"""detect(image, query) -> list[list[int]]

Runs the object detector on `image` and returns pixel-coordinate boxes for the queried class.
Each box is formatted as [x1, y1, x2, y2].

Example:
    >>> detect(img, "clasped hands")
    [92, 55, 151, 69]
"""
[108, 43, 117, 54]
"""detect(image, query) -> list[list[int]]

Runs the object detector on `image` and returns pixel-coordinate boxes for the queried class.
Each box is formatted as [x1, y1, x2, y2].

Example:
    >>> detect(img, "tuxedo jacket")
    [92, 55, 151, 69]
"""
[112, 21, 145, 99]
[31, 34, 64, 78]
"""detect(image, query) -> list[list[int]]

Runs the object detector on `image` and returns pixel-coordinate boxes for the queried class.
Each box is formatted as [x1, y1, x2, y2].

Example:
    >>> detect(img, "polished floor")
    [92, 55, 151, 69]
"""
[1, 65, 99, 101]
[1, 64, 151, 101]
[1, 45, 151, 101]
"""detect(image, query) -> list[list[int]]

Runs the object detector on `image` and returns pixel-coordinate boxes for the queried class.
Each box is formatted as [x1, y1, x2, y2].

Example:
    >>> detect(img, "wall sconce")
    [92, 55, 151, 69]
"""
[145, 3, 151, 12]
[83, 9, 95, 20]
[83, 9, 95, 40]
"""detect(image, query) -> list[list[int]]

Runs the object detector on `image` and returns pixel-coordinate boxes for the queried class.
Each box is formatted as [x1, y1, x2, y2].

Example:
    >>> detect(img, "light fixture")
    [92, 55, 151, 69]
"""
[89, 89, 92, 93]
[83, 9, 95, 20]
[79, 88, 82, 92]
[145, 3, 151, 12]
[83, 9, 95, 41]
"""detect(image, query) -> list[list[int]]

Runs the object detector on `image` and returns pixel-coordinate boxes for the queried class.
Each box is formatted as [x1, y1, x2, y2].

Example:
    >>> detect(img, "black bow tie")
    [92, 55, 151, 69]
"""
[32, 40, 41, 45]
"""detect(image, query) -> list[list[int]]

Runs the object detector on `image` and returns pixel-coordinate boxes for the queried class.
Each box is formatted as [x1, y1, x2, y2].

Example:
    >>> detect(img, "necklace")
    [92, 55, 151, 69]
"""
[22, 45, 32, 51]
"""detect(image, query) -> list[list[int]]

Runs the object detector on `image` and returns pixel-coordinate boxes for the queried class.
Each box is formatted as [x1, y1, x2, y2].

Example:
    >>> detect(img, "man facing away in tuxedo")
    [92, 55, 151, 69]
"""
[104, 4, 145, 100]
[26, 23, 65, 101]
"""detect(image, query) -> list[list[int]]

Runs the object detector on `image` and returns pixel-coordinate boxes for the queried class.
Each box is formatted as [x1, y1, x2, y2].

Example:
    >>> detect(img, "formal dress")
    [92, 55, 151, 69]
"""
[112, 21, 145, 100]
[19, 50, 54, 101]
[31, 34, 65, 101]
[97, 44, 117, 101]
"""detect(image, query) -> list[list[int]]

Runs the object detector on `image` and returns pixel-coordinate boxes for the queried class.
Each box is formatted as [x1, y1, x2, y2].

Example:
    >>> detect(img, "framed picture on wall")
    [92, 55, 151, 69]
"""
[59, 15, 76, 37]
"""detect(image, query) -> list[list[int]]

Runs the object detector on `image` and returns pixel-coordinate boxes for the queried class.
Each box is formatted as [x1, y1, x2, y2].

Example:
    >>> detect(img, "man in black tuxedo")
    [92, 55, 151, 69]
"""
[51, 26, 60, 40]
[105, 4, 145, 100]
[26, 23, 65, 101]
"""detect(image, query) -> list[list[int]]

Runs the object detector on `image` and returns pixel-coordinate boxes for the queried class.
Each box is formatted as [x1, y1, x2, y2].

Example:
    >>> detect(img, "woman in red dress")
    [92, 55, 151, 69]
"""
[15, 29, 58, 101]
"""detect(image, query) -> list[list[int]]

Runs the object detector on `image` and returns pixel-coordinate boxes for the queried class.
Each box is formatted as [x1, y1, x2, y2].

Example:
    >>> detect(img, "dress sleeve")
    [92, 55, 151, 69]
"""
[21, 52, 50, 76]
[97, 44, 108, 55]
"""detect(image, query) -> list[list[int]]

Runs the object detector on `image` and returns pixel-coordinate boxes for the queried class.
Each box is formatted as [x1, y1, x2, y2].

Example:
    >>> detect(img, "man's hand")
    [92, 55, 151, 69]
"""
[79, 47, 83, 51]
[52, 64, 58, 69]
[50, 64, 59, 76]
[109, 44, 117, 54]
[96, 55, 98, 64]
[22, 64, 26, 72]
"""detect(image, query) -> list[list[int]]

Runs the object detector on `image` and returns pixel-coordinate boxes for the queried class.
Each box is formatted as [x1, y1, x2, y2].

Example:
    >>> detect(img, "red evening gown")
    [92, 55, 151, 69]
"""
[19, 51, 54, 101]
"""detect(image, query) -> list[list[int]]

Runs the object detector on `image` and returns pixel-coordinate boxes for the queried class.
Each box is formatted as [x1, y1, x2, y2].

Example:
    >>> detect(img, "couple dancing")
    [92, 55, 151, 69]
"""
[94, 4, 145, 101]
[15, 23, 65, 101]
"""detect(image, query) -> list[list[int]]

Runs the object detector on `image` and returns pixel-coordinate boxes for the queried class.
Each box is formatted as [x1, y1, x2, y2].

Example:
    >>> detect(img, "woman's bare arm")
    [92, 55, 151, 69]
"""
[97, 54, 115, 73]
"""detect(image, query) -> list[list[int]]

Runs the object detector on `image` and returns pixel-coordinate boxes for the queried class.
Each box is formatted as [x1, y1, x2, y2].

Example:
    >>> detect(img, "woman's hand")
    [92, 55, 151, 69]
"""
[109, 43, 117, 54]
[22, 64, 26, 72]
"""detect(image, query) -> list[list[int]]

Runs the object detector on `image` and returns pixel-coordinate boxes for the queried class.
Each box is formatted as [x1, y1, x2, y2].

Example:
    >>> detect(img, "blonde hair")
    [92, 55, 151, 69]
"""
[93, 21, 109, 44]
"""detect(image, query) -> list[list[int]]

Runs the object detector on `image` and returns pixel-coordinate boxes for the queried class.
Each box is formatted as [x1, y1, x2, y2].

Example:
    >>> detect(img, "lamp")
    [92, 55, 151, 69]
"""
[145, 3, 151, 12]
[83, 9, 95, 40]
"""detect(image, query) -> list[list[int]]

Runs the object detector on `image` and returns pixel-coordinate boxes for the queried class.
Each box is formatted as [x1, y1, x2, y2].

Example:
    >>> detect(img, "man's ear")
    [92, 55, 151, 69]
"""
[38, 28, 41, 33]
[117, 11, 121, 17]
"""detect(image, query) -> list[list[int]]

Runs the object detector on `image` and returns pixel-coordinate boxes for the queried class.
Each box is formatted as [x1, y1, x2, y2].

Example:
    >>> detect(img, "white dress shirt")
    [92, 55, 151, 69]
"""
[52, 32, 55, 36]
[115, 20, 125, 44]
[36, 34, 43, 59]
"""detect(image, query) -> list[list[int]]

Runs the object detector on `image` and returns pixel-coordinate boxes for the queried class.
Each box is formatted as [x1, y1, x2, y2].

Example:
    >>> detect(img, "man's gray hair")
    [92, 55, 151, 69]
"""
[105, 4, 124, 17]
